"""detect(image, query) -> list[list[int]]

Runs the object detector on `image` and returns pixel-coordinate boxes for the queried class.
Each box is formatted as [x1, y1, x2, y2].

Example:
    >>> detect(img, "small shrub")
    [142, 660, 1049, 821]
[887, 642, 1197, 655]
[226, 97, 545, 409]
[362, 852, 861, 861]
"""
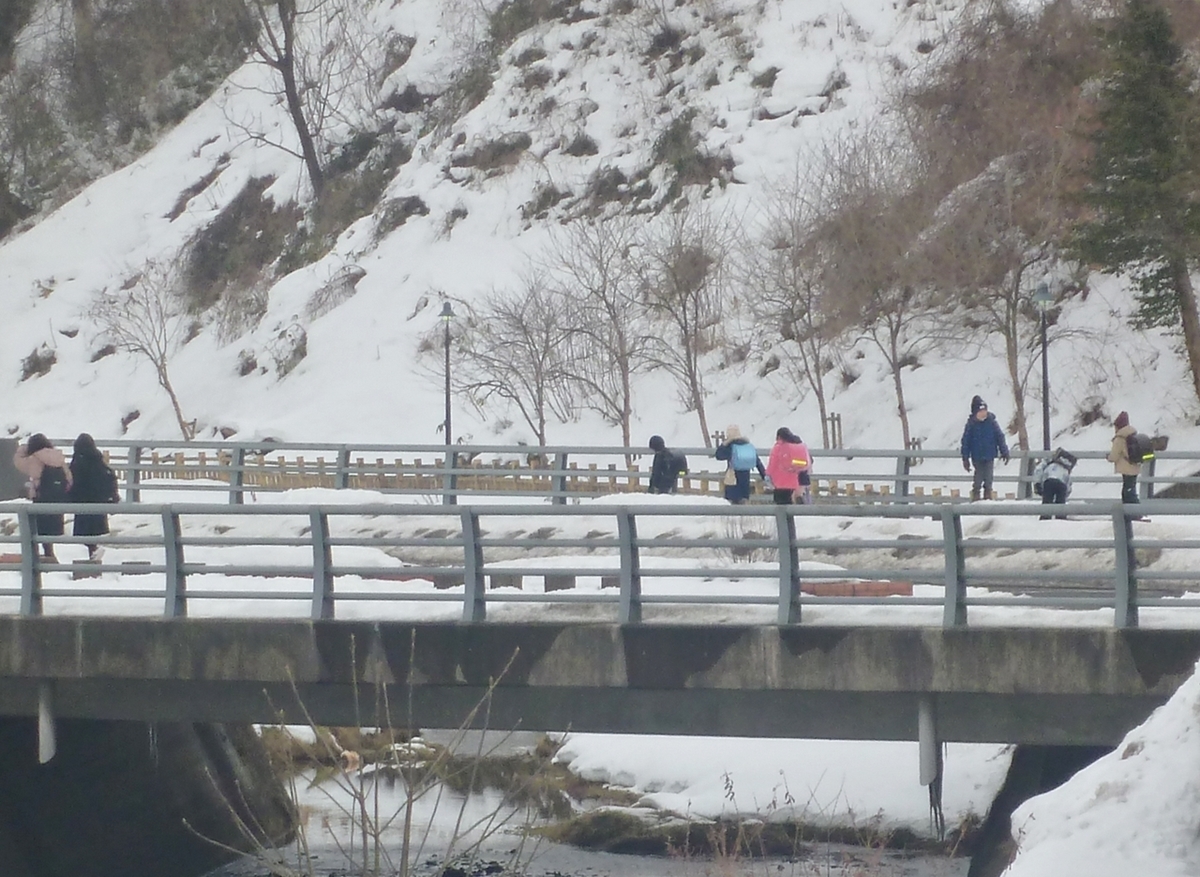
[490, 0, 573, 49]
[90, 343, 117, 362]
[269, 323, 307, 378]
[840, 365, 860, 388]
[648, 26, 684, 58]
[120, 410, 140, 432]
[521, 183, 567, 219]
[214, 285, 269, 342]
[750, 66, 779, 89]
[236, 349, 258, 377]
[375, 195, 430, 240]
[306, 265, 367, 320]
[19, 344, 55, 380]
[564, 133, 598, 156]
[513, 46, 547, 67]
[451, 132, 533, 171]
[520, 66, 554, 90]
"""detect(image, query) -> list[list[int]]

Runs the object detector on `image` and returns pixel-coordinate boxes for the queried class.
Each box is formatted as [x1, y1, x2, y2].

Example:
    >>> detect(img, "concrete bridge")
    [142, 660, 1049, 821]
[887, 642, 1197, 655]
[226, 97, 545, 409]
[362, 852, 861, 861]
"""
[2, 617, 1196, 747]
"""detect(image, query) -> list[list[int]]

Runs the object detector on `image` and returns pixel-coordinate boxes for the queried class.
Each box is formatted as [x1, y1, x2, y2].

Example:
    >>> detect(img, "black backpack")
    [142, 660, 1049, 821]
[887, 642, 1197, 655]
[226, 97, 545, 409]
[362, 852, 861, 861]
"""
[671, 451, 688, 478]
[36, 465, 69, 503]
[1125, 432, 1155, 464]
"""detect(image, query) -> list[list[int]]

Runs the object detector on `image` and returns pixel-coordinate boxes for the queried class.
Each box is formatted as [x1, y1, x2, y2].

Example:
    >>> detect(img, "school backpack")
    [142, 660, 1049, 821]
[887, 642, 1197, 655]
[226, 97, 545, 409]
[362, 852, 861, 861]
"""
[730, 441, 757, 471]
[1125, 432, 1155, 464]
[36, 465, 69, 503]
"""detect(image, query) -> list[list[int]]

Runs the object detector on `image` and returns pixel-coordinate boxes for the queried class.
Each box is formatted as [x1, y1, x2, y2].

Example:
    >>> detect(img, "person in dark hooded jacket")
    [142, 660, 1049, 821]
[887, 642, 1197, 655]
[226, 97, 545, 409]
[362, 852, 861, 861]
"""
[960, 396, 1009, 501]
[647, 435, 686, 494]
[68, 433, 117, 561]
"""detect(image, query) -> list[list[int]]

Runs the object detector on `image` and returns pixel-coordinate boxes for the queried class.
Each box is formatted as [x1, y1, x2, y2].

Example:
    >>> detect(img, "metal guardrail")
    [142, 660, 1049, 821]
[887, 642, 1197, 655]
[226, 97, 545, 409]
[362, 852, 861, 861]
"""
[37, 439, 1198, 505]
[2, 499, 1199, 628]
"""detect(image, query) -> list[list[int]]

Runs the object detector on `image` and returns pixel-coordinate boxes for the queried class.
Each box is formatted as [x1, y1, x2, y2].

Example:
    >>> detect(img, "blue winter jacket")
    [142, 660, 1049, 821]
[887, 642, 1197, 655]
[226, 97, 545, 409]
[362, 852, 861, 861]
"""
[960, 413, 1009, 463]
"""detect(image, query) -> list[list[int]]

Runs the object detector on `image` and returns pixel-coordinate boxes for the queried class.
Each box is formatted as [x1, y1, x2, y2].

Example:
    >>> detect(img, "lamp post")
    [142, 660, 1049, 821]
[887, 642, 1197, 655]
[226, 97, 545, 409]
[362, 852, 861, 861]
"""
[1033, 283, 1053, 451]
[439, 301, 455, 445]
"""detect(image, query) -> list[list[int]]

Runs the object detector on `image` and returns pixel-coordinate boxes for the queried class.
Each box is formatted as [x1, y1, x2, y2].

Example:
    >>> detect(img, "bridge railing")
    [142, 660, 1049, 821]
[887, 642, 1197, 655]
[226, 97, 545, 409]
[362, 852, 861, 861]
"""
[41, 439, 1200, 505]
[2, 499, 1199, 628]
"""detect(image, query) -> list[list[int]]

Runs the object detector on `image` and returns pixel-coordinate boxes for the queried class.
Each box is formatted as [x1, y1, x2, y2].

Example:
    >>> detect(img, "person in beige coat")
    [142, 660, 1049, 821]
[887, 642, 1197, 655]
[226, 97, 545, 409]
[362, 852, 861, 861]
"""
[1105, 411, 1141, 507]
[12, 433, 71, 561]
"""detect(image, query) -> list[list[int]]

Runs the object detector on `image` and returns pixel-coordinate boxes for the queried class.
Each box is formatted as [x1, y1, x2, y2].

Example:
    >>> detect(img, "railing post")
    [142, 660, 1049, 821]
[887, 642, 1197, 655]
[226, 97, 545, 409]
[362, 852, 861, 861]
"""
[310, 509, 334, 620]
[443, 450, 458, 506]
[229, 445, 246, 506]
[161, 509, 187, 618]
[126, 446, 142, 503]
[335, 446, 351, 489]
[617, 509, 642, 624]
[553, 452, 569, 505]
[941, 506, 966, 627]
[1140, 456, 1157, 500]
[775, 508, 801, 624]
[894, 454, 911, 504]
[1113, 506, 1139, 629]
[17, 507, 41, 617]
[460, 509, 485, 621]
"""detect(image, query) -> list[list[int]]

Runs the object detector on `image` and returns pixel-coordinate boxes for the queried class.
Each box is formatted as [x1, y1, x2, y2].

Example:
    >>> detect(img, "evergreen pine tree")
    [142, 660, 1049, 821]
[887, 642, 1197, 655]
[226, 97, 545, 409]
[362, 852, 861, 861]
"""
[1071, 0, 1200, 404]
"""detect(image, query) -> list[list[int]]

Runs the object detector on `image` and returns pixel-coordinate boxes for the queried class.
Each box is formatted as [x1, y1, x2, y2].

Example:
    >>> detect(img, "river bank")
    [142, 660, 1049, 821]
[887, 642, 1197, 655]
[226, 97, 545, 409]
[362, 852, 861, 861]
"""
[209, 727, 996, 877]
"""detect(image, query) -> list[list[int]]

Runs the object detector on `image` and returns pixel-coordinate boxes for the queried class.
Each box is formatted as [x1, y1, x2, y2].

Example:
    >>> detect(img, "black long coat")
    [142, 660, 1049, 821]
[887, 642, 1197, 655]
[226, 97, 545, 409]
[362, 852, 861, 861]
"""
[69, 454, 114, 538]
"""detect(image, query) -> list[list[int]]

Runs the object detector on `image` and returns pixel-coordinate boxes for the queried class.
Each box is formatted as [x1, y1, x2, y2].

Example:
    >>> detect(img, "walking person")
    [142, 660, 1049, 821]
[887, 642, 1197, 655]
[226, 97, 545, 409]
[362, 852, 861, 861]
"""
[68, 433, 118, 561]
[765, 428, 812, 505]
[1033, 448, 1076, 520]
[647, 435, 687, 495]
[960, 396, 1009, 501]
[12, 433, 71, 562]
[715, 425, 766, 505]
[1106, 411, 1143, 511]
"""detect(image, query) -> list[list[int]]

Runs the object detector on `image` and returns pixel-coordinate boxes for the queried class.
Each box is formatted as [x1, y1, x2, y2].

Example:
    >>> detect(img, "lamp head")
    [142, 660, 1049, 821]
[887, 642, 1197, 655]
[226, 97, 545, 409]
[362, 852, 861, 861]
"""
[1033, 282, 1052, 310]
[439, 301, 456, 321]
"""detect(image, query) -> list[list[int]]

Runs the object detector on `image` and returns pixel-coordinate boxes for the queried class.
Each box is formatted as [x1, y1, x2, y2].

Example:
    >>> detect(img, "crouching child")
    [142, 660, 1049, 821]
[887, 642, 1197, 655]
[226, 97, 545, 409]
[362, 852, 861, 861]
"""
[1033, 448, 1076, 520]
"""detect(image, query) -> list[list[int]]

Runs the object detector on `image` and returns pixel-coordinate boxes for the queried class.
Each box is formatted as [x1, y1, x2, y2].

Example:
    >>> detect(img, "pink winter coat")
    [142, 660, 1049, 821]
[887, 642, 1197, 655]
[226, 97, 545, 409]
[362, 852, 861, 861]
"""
[766, 439, 811, 491]
[12, 446, 70, 497]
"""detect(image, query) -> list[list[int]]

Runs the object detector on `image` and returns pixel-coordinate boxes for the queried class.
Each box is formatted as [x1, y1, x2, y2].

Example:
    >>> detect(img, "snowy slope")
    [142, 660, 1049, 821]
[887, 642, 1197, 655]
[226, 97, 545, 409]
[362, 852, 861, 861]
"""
[5, 0, 1186, 462]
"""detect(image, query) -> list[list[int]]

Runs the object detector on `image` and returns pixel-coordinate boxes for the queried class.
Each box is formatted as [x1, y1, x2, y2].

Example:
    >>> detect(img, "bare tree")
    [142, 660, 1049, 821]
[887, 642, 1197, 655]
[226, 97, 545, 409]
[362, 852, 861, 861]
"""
[637, 203, 733, 447]
[816, 130, 950, 449]
[543, 218, 653, 452]
[233, 0, 384, 198]
[86, 260, 194, 440]
[454, 275, 576, 446]
[919, 142, 1077, 451]
[744, 164, 852, 449]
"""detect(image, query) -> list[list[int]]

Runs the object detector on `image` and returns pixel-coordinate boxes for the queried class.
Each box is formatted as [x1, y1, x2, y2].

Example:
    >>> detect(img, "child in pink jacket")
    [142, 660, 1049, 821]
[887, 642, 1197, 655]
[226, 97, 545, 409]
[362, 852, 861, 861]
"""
[765, 428, 812, 505]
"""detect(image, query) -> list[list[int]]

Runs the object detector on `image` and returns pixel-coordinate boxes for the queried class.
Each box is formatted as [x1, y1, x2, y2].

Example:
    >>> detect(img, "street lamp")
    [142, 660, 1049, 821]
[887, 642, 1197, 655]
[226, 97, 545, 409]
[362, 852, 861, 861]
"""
[439, 301, 456, 445]
[1033, 283, 1053, 452]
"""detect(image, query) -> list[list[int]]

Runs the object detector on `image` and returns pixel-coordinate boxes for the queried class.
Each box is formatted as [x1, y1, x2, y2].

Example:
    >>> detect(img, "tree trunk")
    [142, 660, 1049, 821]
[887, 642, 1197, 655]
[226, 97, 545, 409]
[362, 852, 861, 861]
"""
[156, 363, 192, 441]
[1005, 328, 1030, 453]
[1171, 258, 1200, 406]
[274, 1, 324, 197]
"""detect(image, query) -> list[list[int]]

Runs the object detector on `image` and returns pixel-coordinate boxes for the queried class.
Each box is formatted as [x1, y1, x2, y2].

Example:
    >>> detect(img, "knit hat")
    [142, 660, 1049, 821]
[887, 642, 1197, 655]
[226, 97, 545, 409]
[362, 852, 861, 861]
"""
[970, 395, 986, 415]
[1114, 411, 1130, 430]
[649, 435, 665, 451]
[725, 425, 743, 441]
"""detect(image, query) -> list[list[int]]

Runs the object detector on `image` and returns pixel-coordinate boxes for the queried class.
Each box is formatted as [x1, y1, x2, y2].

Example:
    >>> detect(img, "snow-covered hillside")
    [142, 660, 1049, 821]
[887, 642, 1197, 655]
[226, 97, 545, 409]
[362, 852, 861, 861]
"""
[1, 0, 1192, 463]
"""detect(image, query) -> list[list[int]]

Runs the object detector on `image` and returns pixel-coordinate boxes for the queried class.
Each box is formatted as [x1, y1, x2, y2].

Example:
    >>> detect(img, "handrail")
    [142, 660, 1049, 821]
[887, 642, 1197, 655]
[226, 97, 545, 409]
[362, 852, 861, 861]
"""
[33, 439, 1195, 506]
[2, 499, 1199, 629]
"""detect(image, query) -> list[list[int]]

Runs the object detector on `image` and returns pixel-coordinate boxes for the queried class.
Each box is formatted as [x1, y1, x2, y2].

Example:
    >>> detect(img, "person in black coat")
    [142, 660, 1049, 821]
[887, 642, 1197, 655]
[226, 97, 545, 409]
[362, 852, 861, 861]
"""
[647, 435, 686, 494]
[68, 433, 117, 561]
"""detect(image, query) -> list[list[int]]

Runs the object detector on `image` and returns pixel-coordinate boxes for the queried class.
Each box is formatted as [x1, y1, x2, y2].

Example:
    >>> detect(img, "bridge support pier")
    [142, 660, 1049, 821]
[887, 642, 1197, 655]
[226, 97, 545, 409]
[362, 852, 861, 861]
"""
[0, 719, 295, 877]
[919, 695, 945, 839]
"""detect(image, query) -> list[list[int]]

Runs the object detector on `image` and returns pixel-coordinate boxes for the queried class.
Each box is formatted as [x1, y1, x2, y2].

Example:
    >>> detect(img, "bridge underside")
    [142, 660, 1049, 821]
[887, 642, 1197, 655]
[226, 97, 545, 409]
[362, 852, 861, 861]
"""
[0, 619, 1196, 746]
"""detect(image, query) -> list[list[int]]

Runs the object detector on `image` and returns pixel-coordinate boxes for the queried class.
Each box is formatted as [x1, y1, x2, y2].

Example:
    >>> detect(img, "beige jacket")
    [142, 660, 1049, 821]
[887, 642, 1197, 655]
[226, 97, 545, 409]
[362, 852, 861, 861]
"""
[12, 446, 70, 496]
[1106, 424, 1141, 477]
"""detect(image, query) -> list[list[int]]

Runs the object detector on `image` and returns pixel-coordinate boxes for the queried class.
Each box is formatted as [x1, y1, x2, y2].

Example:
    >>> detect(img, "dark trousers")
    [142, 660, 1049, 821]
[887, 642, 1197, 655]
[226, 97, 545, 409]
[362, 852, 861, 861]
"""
[970, 458, 995, 500]
[1039, 479, 1068, 519]
[772, 488, 795, 505]
[1121, 474, 1139, 504]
